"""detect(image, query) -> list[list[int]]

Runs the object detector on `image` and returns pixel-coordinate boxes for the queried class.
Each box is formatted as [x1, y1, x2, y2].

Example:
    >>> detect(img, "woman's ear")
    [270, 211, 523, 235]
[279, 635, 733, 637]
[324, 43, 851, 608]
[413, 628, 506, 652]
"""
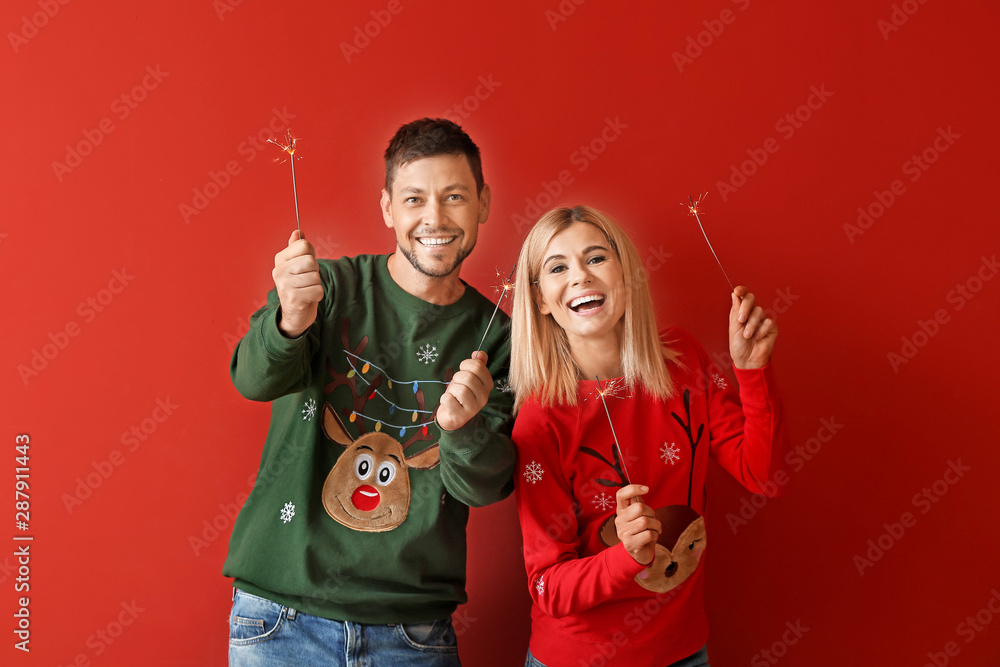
[534, 282, 551, 315]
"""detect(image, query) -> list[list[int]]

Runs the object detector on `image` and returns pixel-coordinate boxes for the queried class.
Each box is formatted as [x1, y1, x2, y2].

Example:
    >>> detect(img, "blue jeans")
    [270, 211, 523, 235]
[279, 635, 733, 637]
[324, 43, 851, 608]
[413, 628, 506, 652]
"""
[229, 589, 461, 666]
[525, 644, 709, 667]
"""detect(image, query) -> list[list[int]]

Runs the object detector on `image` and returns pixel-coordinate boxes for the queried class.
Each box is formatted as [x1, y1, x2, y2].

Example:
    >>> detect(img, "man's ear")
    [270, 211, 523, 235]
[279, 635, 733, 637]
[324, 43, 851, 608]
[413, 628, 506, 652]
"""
[380, 188, 393, 229]
[477, 183, 491, 225]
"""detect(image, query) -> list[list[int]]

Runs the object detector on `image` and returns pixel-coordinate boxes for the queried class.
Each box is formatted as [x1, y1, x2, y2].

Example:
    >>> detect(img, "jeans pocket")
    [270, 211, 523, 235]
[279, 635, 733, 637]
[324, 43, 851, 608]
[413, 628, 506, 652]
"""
[229, 590, 289, 646]
[395, 618, 459, 653]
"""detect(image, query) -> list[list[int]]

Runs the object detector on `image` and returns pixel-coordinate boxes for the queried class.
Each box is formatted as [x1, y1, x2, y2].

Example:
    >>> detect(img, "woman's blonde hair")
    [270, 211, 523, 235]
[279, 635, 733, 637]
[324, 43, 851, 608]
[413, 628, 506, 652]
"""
[509, 205, 679, 411]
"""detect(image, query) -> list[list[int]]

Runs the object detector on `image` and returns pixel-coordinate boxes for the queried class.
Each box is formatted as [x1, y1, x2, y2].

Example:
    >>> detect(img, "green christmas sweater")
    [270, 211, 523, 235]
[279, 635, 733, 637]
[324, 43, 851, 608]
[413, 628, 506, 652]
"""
[223, 254, 516, 623]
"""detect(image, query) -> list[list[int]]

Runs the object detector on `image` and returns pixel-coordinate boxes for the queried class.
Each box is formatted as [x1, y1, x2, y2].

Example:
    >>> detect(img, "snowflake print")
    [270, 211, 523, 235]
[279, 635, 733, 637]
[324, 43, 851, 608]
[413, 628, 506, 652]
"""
[301, 398, 317, 421]
[712, 372, 727, 390]
[416, 344, 439, 364]
[592, 492, 614, 512]
[535, 575, 545, 596]
[660, 442, 681, 465]
[523, 461, 544, 485]
[280, 502, 296, 524]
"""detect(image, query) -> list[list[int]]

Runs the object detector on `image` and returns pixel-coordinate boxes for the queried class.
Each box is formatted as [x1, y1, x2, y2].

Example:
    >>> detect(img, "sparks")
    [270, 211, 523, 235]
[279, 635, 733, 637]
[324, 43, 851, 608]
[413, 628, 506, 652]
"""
[595, 375, 633, 485]
[476, 264, 516, 353]
[268, 131, 302, 237]
[683, 192, 734, 291]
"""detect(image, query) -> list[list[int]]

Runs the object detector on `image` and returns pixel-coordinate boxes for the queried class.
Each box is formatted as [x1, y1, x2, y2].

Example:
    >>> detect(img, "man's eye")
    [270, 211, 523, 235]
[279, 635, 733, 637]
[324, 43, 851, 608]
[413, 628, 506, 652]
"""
[405, 197, 419, 204]
[447, 194, 464, 201]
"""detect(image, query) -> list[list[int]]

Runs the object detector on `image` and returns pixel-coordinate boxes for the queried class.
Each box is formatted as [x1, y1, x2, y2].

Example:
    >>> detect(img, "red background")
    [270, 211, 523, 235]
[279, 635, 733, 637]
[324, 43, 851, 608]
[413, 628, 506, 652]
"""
[3, 0, 999, 665]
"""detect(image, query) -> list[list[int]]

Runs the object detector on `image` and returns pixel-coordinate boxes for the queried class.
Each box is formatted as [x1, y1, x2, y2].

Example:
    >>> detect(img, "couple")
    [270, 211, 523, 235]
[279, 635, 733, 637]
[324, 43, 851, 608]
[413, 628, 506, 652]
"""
[225, 118, 787, 667]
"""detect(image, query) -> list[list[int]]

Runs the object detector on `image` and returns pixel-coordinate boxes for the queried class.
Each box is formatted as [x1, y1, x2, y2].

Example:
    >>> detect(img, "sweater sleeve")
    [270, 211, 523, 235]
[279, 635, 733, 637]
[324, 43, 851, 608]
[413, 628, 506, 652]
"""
[705, 352, 789, 496]
[512, 403, 646, 618]
[230, 265, 330, 402]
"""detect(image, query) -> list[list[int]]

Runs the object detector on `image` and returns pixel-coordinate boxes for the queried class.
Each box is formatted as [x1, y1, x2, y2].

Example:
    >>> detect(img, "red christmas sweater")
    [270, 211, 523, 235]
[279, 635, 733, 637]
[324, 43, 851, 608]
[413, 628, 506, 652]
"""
[512, 328, 788, 667]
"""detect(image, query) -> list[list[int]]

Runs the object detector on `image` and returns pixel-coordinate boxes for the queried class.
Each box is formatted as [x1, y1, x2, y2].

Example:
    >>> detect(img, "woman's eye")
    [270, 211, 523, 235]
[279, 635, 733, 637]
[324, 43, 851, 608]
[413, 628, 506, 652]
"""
[549, 265, 566, 274]
[587, 255, 606, 265]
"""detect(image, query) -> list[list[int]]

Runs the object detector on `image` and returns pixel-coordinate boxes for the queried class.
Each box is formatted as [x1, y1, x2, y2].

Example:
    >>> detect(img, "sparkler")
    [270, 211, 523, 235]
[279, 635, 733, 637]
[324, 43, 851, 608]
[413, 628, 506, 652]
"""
[268, 131, 302, 237]
[684, 193, 734, 291]
[595, 375, 633, 485]
[475, 265, 516, 353]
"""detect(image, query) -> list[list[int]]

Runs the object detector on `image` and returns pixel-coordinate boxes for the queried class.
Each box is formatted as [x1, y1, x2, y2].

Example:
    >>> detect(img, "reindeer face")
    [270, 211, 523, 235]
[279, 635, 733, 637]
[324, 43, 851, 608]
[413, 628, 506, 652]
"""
[322, 404, 439, 533]
[601, 504, 706, 593]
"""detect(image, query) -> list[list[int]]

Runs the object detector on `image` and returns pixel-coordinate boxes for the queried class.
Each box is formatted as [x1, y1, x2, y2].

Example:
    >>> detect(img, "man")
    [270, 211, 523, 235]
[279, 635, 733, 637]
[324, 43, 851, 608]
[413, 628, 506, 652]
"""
[225, 118, 515, 666]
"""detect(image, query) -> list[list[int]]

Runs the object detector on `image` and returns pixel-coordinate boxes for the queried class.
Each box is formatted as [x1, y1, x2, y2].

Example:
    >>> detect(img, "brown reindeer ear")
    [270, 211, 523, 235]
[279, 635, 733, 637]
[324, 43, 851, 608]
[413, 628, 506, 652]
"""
[600, 515, 620, 547]
[405, 444, 440, 470]
[322, 403, 353, 446]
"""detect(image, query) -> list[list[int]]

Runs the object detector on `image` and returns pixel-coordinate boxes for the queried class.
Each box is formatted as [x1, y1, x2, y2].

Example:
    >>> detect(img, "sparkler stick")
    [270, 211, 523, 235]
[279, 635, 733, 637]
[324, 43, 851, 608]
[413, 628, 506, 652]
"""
[684, 193, 734, 291]
[268, 131, 302, 237]
[595, 375, 633, 485]
[475, 265, 516, 353]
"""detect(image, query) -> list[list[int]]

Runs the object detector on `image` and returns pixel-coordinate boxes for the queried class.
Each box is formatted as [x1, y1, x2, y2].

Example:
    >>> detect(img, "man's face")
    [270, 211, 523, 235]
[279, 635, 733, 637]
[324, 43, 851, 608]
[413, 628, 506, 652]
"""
[381, 153, 490, 279]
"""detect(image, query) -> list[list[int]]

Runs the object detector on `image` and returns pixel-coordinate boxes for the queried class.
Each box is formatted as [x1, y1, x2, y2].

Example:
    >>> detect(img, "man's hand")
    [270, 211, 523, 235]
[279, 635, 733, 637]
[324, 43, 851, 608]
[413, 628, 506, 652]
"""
[436, 352, 493, 432]
[615, 484, 660, 566]
[273, 230, 323, 338]
[729, 286, 778, 370]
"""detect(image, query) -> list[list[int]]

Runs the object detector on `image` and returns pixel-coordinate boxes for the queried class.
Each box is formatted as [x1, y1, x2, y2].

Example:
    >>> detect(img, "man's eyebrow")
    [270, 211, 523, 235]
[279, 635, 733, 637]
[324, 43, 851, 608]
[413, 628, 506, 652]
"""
[442, 183, 471, 192]
[399, 186, 425, 195]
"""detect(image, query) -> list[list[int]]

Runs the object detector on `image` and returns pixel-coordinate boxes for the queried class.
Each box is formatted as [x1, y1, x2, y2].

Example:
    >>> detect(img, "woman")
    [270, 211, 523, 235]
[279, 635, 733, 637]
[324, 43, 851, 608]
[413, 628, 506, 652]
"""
[509, 206, 788, 667]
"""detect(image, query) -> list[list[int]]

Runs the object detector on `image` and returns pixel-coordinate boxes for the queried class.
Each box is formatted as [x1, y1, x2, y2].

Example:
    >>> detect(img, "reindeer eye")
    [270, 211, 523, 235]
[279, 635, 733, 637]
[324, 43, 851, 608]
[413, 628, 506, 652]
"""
[355, 454, 374, 480]
[376, 461, 397, 486]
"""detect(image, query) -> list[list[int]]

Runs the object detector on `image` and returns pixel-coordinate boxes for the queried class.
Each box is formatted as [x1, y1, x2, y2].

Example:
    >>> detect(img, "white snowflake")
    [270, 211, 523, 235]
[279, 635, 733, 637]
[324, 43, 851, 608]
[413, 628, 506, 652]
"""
[523, 461, 544, 485]
[301, 398, 317, 421]
[712, 372, 727, 390]
[280, 502, 296, 524]
[416, 344, 439, 364]
[660, 442, 681, 465]
[592, 492, 614, 512]
[535, 575, 545, 596]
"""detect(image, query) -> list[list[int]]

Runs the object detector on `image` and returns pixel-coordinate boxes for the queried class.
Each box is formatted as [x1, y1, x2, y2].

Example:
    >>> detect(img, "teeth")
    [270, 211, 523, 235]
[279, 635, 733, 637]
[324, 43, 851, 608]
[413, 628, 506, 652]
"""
[570, 295, 604, 309]
[418, 237, 455, 247]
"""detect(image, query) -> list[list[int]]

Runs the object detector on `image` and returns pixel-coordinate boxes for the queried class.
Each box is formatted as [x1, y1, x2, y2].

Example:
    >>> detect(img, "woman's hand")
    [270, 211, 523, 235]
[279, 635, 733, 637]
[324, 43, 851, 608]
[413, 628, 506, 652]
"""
[729, 286, 778, 369]
[615, 484, 660, 566]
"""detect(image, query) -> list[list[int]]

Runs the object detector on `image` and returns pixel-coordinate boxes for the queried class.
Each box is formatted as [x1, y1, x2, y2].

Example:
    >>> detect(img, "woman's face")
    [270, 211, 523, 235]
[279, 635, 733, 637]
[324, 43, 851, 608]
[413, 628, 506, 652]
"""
[535, 221, 627, 352]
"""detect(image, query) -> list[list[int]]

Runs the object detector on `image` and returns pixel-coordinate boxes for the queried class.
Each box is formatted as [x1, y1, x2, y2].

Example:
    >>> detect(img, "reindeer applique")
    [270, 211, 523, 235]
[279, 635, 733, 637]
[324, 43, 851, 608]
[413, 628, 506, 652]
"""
[319, 318, 445, 532]
[593, 389, 707, 593]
